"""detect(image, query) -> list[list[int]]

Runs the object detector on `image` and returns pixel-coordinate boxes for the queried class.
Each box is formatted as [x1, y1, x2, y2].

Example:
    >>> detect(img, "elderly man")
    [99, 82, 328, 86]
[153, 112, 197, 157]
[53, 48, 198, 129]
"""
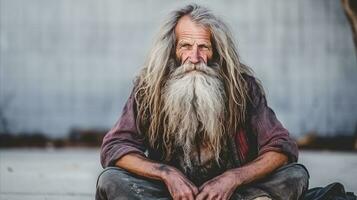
[96, 4, 309, 200]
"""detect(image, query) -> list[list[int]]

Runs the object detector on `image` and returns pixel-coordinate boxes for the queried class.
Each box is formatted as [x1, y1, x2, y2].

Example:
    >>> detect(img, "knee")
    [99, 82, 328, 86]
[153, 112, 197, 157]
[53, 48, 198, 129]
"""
[286, 163, 309, 179]
[279, 163, 310, 188]
[96, 167, 129, 191]
[96, 167, 133, 200]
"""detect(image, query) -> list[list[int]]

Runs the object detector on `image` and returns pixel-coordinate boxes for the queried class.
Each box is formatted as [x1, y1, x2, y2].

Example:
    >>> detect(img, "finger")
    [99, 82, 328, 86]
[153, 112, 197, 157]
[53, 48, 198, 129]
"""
[190, 187, 198, 196]
[182, 179, 198, 196]
[188, 183, 199, 196]
[206, 192, 218, 200]
[182, 186, 195, 200]
[187, 194, 194, 200]
[223, 191, 233, 200]
[196, 190, 209, 200]
[189, 186, 198, 200]
[222, 194, 229, 200]
[170, 186, 192, 200]
[211, 193, 221, 200]
[183, 190, 194, 200]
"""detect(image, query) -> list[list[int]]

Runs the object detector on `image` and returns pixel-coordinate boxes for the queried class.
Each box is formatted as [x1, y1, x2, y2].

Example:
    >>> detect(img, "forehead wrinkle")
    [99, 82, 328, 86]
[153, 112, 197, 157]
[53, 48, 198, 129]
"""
[175, 15, 211, 41]
[178, 32, 211, 41]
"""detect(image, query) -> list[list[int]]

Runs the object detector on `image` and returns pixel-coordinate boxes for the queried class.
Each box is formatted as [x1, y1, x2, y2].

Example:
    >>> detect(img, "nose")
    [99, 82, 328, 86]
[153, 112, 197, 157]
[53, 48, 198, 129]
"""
[188, 45, 200, 64]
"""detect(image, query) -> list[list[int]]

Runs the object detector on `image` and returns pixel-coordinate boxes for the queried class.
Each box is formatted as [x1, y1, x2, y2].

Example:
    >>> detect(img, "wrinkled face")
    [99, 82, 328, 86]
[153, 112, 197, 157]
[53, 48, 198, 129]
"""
[175, 16, 213, 65]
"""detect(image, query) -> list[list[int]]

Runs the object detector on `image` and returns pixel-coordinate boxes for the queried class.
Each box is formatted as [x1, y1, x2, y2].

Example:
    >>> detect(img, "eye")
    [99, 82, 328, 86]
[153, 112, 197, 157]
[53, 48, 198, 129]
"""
[179, 43, 191, 49]
[198, 44, 210, 50]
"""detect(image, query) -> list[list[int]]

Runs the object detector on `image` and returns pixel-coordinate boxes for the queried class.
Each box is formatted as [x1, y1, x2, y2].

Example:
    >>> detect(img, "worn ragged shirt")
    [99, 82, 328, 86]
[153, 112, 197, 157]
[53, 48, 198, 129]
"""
[100, 74, 298, 169]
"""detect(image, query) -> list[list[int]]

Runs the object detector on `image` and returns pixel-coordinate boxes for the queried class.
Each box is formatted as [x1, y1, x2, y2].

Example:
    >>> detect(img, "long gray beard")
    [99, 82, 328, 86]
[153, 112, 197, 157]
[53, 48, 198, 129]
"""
[162, 62, 226, 171]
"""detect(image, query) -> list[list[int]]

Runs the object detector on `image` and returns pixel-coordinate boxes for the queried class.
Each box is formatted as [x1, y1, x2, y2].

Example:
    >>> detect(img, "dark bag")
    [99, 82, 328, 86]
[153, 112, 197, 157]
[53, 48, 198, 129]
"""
[304, 182, 356, 200]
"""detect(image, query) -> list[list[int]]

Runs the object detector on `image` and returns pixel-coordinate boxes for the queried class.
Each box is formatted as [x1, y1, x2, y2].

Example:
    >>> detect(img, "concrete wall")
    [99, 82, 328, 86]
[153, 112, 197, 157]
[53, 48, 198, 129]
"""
[1, 0, 356, 138]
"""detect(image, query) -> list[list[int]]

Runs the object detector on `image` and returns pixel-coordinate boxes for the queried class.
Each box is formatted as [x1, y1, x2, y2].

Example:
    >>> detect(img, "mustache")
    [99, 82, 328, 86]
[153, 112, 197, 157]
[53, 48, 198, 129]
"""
[170, 62, 220, 79]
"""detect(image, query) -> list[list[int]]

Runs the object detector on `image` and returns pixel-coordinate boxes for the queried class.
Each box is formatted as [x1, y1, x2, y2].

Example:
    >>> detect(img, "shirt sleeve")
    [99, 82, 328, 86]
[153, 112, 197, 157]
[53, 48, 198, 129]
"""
[100, 89, 147, 168]
[247, 75, 298, 162]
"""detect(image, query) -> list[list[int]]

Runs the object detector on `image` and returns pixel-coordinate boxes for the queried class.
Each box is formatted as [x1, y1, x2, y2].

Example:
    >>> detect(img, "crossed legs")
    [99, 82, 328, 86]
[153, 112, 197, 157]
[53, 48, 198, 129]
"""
[96, 163, 309, 200]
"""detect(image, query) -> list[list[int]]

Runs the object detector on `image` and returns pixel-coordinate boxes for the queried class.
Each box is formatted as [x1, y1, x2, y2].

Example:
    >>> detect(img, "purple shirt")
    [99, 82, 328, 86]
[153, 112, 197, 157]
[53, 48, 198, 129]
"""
[100, 74, 298, 168]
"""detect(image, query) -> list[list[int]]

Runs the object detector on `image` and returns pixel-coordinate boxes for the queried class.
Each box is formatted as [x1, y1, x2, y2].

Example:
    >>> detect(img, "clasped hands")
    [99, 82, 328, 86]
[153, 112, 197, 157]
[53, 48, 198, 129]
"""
[161, 166, 241, 200]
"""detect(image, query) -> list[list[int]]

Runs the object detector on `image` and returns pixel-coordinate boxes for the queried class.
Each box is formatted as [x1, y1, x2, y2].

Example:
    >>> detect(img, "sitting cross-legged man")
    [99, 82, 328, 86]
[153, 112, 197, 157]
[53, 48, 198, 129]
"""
[96, 4, 309, 200]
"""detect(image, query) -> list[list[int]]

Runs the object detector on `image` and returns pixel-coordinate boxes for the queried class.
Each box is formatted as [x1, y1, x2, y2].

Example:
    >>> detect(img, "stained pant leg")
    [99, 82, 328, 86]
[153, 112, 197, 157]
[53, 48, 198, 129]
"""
[96, 167, 171, 200]
[96, 163, 308, 200]
[231, 163, 309, 200]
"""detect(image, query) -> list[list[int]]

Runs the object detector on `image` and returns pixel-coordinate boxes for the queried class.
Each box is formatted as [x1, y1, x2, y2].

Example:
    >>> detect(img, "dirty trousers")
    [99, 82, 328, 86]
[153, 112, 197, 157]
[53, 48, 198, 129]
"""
[96, 163, 309, 200]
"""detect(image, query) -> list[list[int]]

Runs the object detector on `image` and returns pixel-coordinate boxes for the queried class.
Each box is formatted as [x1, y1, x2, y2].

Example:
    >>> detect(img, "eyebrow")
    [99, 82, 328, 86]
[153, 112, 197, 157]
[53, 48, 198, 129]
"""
[177, 39, 191, 43]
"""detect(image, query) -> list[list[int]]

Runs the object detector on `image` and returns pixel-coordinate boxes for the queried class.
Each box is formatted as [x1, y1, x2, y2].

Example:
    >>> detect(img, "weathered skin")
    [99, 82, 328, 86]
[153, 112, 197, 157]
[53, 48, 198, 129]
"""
[116, 153, 199, 200]
[114, 16, 289, 200]
[196, 151, 287, 200]
[116, 151, 287, 200]
[175, 15, 213, 65]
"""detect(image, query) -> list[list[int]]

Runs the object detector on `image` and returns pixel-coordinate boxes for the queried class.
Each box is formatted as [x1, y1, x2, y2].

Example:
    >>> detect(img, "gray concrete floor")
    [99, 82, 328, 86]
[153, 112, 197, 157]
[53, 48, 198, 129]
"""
[0, 149, 356, 200]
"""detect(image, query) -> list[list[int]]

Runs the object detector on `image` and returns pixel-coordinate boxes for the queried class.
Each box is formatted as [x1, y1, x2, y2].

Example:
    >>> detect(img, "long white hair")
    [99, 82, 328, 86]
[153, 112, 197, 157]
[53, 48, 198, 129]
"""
[134, 4, 258, 162]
